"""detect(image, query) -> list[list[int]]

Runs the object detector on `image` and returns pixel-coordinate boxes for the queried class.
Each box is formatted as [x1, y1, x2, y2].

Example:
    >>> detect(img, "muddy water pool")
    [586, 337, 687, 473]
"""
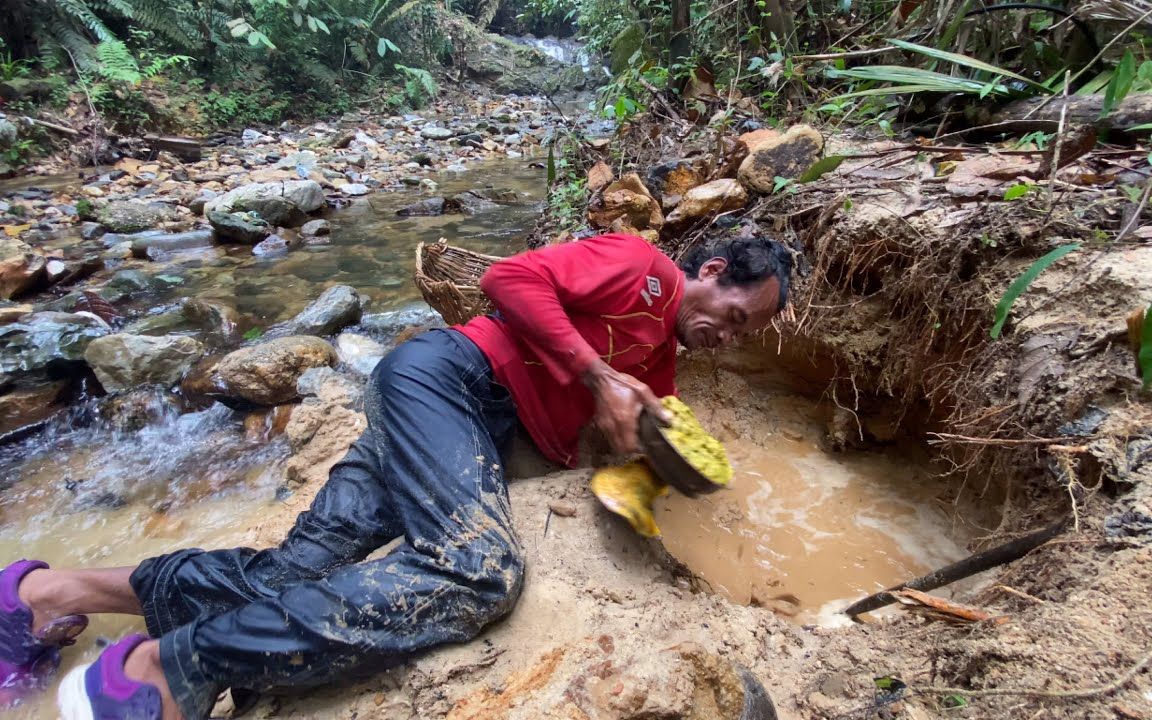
[661, 377, 993, 626]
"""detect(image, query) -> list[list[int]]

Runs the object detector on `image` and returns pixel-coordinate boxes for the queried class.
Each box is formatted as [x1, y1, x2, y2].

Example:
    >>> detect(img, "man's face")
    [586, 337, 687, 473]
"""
[676, 258, 782, 350]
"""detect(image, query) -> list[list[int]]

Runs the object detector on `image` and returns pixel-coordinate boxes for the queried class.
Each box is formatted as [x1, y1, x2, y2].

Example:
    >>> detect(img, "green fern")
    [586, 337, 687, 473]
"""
[95, 39, 142, 83]
[396, 63, 437, 106]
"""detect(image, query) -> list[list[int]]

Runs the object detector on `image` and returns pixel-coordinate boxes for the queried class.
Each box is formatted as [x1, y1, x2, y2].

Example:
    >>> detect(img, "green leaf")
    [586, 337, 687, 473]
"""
[155, 274, 184, 284]
[243, 327, 263, 341]
[990, 243, 1081, 339]
[1003, 183, 1031, 201]
[828, 66, 1011, 97]
[942, 694, 968, 709]
[1141, 305, 1152, 390]
[377, 37, 388, 57]
[886, 38, 1046, 90]
[1103, 50, 1137, 117]
[546, 144, 556, 185]
[771, 176, 793, 193]
[798, 155, 845, 183]
[313, 17, 330, 34]
[1128, 123, 1152, 132]
[1139, 60, 1152, 85]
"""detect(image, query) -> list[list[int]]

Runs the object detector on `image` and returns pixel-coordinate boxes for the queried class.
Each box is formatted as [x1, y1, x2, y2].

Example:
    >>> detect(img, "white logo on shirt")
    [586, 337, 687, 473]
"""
[646, 276, 662, 297]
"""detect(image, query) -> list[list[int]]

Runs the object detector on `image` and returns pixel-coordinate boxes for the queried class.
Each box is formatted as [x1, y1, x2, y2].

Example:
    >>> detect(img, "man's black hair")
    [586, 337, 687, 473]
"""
[680, 236, 793, 308]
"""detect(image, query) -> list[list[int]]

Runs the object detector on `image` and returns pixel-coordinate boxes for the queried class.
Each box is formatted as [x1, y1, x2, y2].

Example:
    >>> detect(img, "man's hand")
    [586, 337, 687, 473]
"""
[583, 359, 671, 455]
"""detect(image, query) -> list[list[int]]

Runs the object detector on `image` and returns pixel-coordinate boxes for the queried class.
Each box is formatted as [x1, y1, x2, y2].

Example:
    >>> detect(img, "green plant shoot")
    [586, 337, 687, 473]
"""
[990, 243, 1081, 339]
[1141, 305, 1152, 391]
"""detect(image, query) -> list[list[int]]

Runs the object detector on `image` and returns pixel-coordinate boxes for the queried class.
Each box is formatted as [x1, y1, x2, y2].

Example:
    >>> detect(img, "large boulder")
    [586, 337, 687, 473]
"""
[737, 124, 824, 194]
[207, 211, 270, 245]
[96, 201, 180, 233]
[214, 336, 337, 406]
[0, 311, 109, 387]
[0, 238, 46, 300]
[268, 285, 364, 338]
[84, 333, 204, 393]
[203, 181, 325, 228]
[665, 179, 750, 225]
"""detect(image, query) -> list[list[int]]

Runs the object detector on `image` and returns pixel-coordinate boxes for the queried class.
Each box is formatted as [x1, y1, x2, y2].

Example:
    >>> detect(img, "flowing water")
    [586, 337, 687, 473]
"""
[3, 156, 986, 717]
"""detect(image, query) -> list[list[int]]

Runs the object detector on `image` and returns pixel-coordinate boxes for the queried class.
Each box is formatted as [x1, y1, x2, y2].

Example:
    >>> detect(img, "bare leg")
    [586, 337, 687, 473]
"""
[18, 567, 141, 630]
[124, 641, 182, 720]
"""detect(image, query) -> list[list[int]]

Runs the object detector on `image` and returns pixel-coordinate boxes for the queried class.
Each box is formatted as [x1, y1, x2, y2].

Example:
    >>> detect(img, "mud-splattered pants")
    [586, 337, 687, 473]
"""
[129, 329, 523, 719]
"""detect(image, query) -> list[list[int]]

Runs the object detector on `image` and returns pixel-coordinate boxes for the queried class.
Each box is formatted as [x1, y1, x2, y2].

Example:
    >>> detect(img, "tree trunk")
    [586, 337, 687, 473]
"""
[987, 94, 1152, 133]
[669, 0, 691, 72]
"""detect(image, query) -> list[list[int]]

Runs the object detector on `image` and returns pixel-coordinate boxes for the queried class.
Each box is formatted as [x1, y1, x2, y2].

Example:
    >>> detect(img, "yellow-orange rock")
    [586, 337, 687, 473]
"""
[665, 179, 749, 224]
[737, 125, 824, 194]
[587, 173, 663, 231]
[587, 162, 614, 194]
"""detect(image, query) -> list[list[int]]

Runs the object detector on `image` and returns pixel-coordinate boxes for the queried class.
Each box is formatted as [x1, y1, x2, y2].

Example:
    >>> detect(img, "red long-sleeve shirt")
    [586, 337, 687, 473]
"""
[456, 233, 684, 467]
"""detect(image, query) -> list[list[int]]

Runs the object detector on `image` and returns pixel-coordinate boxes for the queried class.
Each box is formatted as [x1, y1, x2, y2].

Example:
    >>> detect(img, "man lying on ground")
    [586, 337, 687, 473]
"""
[1, 232, 791, 720]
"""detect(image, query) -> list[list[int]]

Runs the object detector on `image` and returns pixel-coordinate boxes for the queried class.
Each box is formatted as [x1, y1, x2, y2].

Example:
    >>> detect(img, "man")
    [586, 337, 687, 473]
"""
[0, 232, 791, 720]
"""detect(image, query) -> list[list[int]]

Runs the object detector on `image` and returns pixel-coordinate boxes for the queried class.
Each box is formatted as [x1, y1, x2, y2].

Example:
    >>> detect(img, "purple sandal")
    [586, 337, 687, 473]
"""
[57, 634, 161, 720]
[1, 559, 89, 707]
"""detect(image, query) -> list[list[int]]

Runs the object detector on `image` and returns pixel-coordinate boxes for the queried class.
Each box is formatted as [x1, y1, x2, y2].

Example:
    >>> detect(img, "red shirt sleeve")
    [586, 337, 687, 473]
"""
[478, 234, 655, 386]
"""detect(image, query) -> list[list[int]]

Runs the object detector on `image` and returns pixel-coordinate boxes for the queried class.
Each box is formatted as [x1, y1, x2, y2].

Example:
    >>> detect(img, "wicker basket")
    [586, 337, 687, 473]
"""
[414, 238, 503, 326]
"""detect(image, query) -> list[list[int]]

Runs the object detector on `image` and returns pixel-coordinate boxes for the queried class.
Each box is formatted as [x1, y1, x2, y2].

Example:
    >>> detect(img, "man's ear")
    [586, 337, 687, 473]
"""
[699, 257, 728, 280]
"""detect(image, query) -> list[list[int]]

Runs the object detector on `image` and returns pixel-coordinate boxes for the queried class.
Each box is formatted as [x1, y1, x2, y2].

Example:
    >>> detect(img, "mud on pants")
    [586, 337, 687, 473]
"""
[129, 329, 524, 719]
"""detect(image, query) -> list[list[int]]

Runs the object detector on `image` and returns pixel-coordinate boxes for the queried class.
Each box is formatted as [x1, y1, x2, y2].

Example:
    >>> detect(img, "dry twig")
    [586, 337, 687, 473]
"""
[912, 649, 1152, 699]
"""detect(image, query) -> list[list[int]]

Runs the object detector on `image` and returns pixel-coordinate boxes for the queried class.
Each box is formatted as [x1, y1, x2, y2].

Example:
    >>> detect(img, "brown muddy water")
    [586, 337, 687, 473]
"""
[3, 157, 984, 717]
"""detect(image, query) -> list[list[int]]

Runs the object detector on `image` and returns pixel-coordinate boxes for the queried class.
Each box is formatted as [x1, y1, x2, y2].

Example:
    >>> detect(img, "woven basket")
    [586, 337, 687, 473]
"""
[414, 238, 503, 326]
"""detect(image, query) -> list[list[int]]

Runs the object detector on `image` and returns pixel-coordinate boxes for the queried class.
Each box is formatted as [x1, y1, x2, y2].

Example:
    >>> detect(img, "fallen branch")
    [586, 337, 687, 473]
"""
[912, 648, 1152, 700]
[844, 519, 1067, 617]
[22, 117, 79, 137]
[892, 588, 1007, 624]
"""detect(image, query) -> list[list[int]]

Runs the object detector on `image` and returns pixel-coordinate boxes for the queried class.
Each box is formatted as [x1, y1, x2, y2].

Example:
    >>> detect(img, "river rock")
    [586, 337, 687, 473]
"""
[647, 160, 705, 200]
[0, 379, 69, 436]
[215, 336, 337, 406]
[0, 311, 109, 386]
[300, 219, 331, 236]
[252, 234, 290, 256]
[665, 179, 750, 225]
[181, 298, 239, 342]
[0, 238, 46, 300]
[269, 285, 364, 338]
[203, 181, 324, 228]
[80, 222, 105, 241]
[84, 334, 204, 392]
[125, 229, 216, 259]
[96, 201, 179, 234]
[587, 173, 663, 232]
[342, 183, 370, 197]
[737, 125, 824, 194]
[241, 128, 274, 146]
[335, 332, 385, 376]
[207, 210, 270, 244]
[0, 118, 18, 151]
[357, 304, 443, 342]
[452, 191, 500, 215]
[396, 197, 448, 217]
[420, 127, 455, 141]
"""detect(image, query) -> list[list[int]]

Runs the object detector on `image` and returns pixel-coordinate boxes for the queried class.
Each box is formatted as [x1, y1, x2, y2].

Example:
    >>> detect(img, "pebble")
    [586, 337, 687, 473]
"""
[82, 186, 105, 198]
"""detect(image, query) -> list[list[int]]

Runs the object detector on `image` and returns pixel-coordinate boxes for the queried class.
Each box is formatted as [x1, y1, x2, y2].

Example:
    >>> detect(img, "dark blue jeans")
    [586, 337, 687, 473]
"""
[129, 329, 523, 719]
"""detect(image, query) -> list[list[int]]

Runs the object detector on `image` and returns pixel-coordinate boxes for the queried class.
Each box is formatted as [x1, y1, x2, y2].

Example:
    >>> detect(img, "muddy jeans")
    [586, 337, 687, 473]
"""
[129, 329, 523, 720]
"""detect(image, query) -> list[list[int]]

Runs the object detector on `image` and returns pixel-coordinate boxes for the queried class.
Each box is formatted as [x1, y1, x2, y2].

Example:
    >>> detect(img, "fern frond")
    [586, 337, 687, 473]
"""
[95, 39, 142, 83]
[51, 0, 118, 42]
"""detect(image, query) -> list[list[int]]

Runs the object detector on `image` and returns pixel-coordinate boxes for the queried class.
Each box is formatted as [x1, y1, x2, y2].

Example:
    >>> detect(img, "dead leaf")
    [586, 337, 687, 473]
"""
[945, 155, 1040, 198]
[587, 162, 614, 194]
[2, 224, 31, 237]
